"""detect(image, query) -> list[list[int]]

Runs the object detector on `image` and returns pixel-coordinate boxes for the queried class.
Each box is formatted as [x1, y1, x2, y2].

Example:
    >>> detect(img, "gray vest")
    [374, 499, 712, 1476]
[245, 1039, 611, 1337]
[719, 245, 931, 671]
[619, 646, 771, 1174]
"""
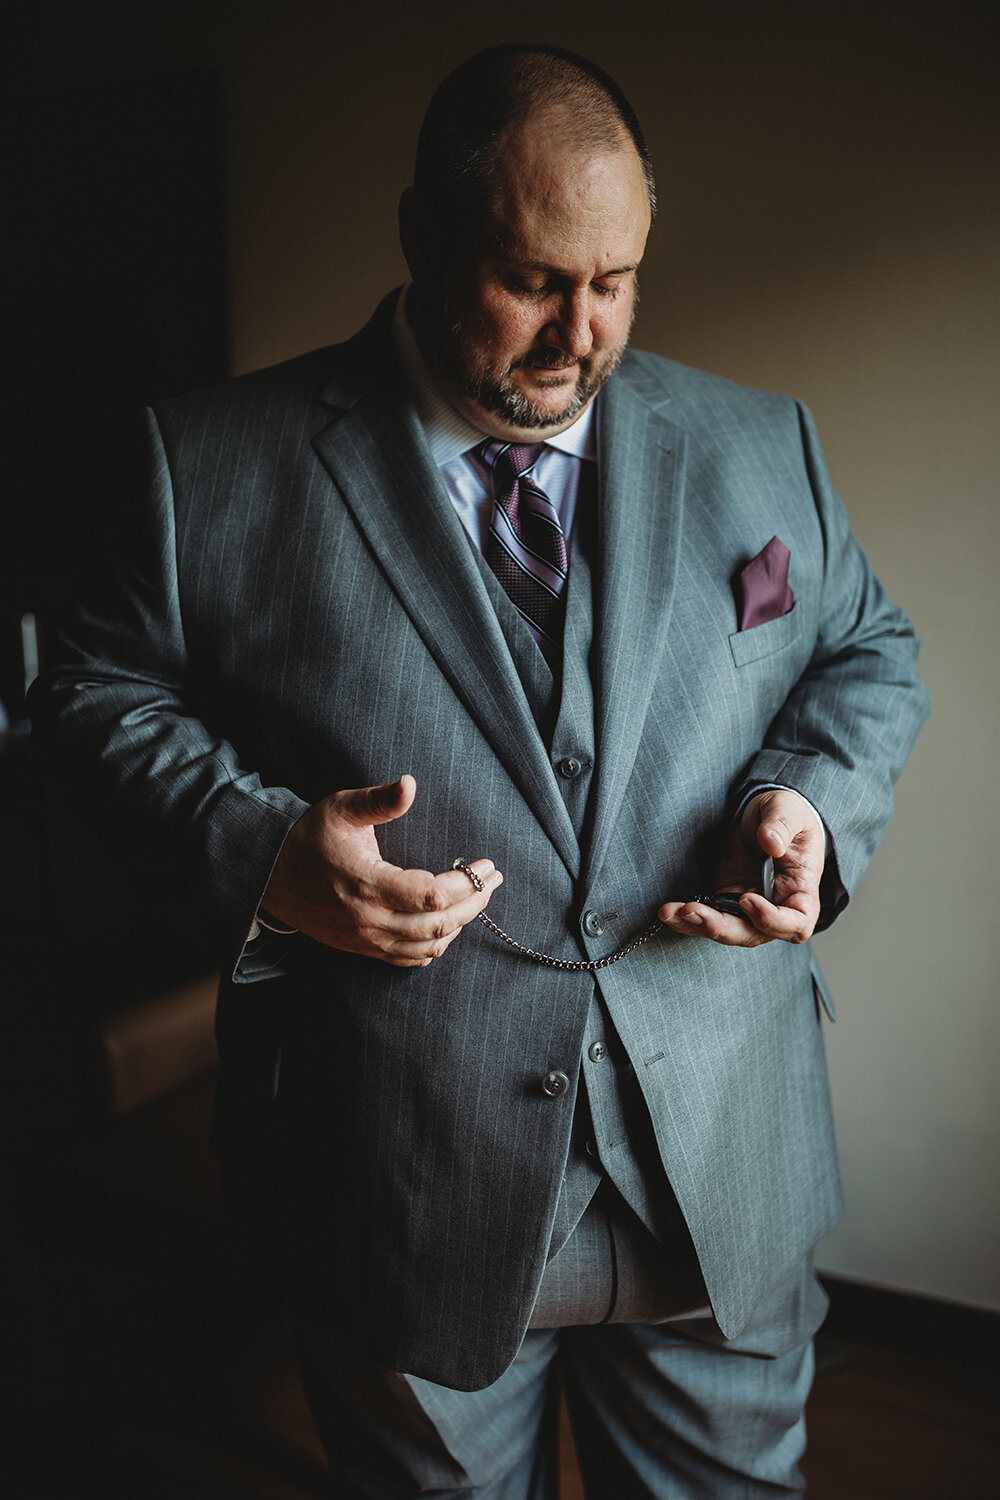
[472, 467, 683, 1262]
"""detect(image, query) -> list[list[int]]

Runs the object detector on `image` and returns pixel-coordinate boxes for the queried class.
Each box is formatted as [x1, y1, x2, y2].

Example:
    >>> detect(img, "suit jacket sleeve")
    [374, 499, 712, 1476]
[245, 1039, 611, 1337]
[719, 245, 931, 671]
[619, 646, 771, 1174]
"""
[29, 406, 311, 980]
[733, 399, 929, 926]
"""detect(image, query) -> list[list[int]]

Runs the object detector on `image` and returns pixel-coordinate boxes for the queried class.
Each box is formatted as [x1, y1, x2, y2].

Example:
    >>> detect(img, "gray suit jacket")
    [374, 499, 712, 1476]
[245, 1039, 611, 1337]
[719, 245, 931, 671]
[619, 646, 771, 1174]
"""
[32, 293, 929, 1390]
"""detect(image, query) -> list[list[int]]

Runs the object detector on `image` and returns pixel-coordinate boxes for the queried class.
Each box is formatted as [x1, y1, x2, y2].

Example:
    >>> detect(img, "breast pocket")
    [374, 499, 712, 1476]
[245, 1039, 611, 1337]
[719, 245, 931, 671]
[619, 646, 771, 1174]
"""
[729, 604, 801, 667]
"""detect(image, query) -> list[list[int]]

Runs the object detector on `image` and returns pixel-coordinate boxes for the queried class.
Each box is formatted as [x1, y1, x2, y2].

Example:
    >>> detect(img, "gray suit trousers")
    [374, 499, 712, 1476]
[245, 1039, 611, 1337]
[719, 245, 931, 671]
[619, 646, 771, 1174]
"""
[294, 1186, 828, 1498]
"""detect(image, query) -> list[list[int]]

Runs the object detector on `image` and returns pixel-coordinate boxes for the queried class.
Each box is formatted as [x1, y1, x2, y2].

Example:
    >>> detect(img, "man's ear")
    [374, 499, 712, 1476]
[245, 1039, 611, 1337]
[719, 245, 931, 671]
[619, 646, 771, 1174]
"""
[398, 187, 433, 281]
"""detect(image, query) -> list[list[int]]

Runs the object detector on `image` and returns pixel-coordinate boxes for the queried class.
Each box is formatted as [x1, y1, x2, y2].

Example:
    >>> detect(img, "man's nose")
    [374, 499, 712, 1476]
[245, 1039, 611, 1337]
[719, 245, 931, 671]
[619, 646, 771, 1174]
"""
[543, 292, 593, 359]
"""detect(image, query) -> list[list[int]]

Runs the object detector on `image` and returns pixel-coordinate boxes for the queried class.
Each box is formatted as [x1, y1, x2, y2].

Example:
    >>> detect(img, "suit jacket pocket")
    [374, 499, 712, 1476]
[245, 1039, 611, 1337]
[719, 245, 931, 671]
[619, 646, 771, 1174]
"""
[729, 604, 800, 667]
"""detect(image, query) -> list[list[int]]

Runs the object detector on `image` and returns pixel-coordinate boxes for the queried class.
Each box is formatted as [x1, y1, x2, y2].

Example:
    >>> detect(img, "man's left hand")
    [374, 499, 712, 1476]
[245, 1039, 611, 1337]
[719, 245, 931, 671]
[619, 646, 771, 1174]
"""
[658, 789, 825, 948]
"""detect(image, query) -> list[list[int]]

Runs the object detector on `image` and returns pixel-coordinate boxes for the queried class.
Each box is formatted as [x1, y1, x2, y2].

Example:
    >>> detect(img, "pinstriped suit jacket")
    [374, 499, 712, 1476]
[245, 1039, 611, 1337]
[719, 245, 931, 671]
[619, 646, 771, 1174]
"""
[32, 292, 929, 1390]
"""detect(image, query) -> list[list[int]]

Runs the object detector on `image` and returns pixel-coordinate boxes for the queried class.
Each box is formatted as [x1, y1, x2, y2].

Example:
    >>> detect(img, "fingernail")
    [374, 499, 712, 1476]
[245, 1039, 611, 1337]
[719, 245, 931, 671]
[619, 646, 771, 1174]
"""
[685, 910, 704, 926]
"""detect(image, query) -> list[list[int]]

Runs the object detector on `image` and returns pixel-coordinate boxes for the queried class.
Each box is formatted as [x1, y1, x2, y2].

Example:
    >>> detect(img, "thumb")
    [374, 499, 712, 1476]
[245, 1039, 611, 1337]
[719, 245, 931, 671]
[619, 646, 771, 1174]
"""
[742, 792, 793, 858]
[756, 817, 790, 859]
[337, 774, 416, 829]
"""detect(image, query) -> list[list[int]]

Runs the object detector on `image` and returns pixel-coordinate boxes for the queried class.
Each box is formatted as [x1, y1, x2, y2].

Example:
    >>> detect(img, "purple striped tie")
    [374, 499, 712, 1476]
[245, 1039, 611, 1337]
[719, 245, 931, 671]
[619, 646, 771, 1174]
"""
[481, 441, 568, 645]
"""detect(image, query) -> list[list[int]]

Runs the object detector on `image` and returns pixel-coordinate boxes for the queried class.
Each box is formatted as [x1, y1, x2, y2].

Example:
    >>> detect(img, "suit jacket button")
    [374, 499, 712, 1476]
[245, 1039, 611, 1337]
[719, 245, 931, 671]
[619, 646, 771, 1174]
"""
[542, 1070, 570, 1098]
[588, 1041, 607, 1063]
[582, 910, 604, 937]
[557, 756, 582, 778]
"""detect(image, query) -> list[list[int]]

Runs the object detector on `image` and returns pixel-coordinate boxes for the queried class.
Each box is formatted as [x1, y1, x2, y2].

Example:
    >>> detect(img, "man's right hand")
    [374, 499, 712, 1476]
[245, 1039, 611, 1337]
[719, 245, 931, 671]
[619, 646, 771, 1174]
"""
[259, 774, 502, 967]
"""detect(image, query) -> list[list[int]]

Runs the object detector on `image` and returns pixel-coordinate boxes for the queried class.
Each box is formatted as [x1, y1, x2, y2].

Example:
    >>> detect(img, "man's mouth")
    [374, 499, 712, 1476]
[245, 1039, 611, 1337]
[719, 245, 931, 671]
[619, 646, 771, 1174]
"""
[516, 353, 581, 373]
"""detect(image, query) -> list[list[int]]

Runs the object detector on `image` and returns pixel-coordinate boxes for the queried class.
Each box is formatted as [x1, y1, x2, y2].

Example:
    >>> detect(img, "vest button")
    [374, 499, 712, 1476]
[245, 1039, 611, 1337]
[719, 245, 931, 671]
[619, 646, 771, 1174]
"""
[588, 1041, 607, 1063]
[557, 756, 582, 779]
[582, 910, 604, 937]
[541, 1070, 570, 1098]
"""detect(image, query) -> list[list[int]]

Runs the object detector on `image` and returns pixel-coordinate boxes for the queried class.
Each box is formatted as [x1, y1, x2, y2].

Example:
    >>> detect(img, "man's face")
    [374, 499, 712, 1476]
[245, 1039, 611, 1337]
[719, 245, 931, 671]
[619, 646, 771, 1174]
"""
[413, 121, 652, 441]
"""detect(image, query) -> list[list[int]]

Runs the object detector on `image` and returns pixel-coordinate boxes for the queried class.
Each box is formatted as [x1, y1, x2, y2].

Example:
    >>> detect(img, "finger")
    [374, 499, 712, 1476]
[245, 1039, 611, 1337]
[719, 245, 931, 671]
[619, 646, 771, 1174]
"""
[659, 900, 771, 948]
[755, 847, 823, 919]
[738, 891, 818, 943]
[316, 909, 479, 965]
[337, 774, 417, 829]
[755, 818, 823, 867]
[377, 879, 503, 960]
[427, 858, 503, 907]
[756, 818, 793, 859]
[369, 858, 501, 916]
[748, 791, 825, 856]
[382, 918, 475, 962]
[381, 869, 504, 941]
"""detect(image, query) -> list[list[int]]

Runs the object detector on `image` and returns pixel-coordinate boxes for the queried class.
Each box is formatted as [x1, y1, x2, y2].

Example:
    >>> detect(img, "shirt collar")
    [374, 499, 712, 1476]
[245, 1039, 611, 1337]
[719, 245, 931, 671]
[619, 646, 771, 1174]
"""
[392, 285, 597, 468]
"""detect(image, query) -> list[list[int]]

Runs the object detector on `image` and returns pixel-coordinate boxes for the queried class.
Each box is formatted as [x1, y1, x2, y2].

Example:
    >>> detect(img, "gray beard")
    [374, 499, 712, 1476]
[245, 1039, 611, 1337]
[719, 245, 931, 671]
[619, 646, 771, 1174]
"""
[424, 297, 632, 430]
[463, 364, 610, 429]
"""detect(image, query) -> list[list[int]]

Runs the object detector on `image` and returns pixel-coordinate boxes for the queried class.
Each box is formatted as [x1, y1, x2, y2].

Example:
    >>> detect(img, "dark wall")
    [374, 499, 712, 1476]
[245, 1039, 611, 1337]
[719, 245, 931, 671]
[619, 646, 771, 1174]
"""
[4, 69, 227, 696]
[3, 68, 228, 1060]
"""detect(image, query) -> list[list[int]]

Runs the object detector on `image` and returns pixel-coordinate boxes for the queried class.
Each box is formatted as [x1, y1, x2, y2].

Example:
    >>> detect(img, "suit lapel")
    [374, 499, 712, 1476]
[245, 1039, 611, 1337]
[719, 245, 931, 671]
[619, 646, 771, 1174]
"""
[583, 361, 688, 895]
[311, 335, 580, 878]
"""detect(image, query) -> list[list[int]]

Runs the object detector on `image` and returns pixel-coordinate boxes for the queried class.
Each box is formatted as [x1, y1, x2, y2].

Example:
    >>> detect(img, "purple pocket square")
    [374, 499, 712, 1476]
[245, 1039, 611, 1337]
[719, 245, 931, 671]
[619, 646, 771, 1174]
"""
[733, 536, 794, 631]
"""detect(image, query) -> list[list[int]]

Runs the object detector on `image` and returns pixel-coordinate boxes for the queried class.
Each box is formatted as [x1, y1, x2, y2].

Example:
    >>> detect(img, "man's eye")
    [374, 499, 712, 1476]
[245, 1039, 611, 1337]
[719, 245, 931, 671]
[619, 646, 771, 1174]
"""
[593, 281, 623, 298]
[514, 280, 556, 298]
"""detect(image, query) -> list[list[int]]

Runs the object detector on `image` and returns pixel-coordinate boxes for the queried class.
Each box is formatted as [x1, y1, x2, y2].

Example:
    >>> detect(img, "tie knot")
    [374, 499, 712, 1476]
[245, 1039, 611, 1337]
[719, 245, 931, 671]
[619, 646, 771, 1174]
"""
[481, 441, 545, 483]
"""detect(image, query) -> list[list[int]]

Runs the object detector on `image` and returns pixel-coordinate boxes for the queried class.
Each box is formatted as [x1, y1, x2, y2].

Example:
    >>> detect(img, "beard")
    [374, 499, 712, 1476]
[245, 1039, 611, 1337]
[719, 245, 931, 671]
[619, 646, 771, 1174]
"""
[456, 338, 630, 429]
[422, 294, 634, 430]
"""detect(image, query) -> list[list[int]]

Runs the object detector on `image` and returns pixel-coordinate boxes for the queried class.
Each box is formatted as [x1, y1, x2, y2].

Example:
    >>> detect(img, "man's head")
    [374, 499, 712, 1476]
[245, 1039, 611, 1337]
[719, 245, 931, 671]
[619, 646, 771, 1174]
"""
[400, 45, 654, 442]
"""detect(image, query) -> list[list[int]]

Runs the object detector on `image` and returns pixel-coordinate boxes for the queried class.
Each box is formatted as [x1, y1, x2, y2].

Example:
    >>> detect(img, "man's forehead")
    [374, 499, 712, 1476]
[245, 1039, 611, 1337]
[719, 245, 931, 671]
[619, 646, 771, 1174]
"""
[484, 125, 650, 249]
[483, 188, 649, 275]
[495, 136, 641, 203]
[493, 252, 642, 275]
[501, 102, 630, 164]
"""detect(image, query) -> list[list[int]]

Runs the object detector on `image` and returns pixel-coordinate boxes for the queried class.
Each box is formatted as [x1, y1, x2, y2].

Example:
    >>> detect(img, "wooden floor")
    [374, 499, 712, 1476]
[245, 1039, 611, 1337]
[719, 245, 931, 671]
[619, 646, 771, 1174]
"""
[558, 1337, 998, 1499]
[801, 1339, 997, 1500]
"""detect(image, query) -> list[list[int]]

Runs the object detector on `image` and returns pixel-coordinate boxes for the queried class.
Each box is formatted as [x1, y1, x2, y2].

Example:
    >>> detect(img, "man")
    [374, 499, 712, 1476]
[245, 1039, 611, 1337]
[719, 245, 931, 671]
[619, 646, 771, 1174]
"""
[32, 43, 928, 1498]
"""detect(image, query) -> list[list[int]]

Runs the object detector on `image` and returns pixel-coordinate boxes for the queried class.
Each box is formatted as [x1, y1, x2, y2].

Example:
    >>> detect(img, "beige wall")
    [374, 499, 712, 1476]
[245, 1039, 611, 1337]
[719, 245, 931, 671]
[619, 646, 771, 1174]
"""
[39, 1, 1000, 1309]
